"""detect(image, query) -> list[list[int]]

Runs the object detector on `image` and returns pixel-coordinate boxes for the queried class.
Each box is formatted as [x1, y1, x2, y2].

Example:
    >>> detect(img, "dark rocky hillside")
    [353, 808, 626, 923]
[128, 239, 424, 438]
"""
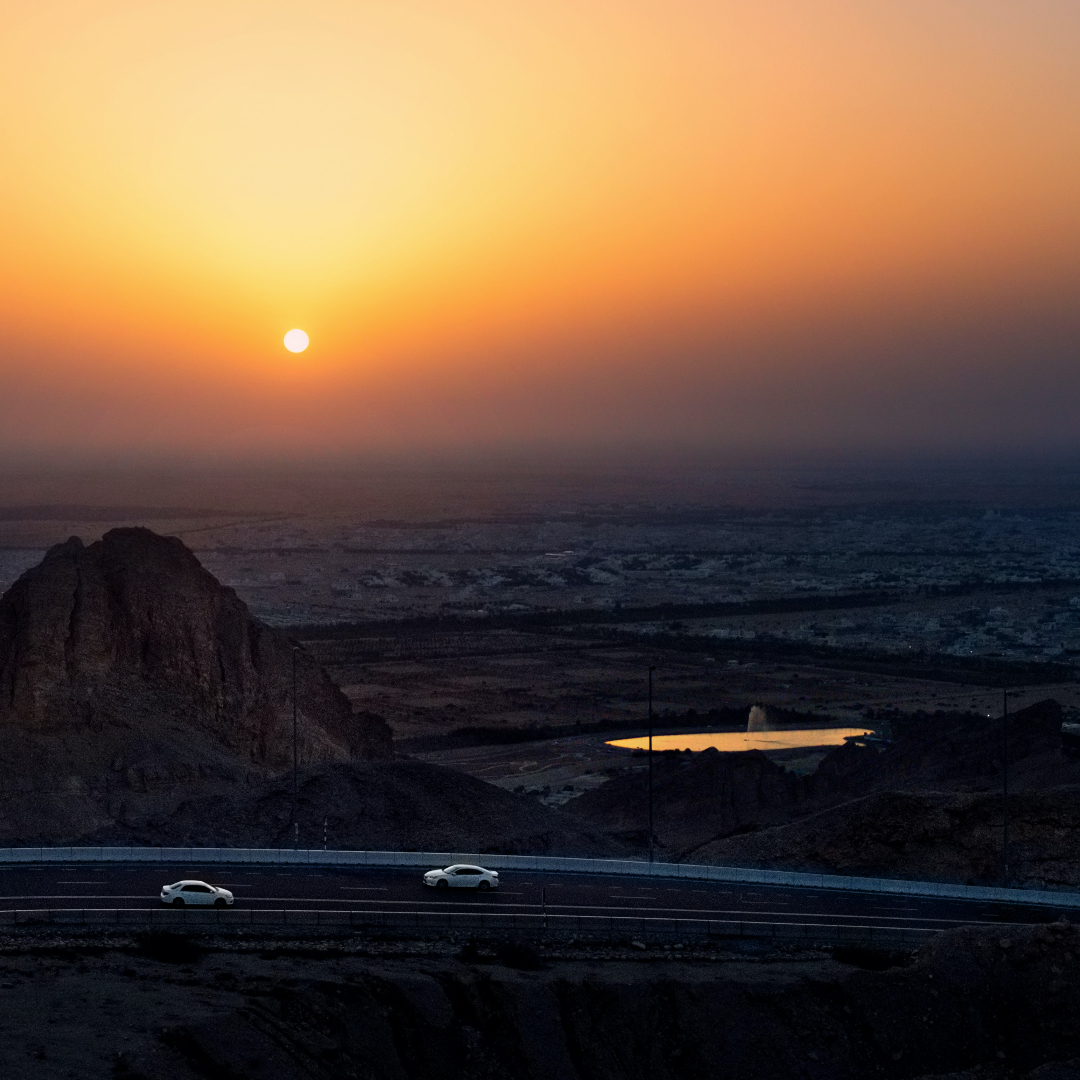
[567, 747, 812, 853]
[694, 787, 1080, 887]
[815, 698, 1070, 794]
[567, 700, 1080, 883]
[0, 528, 391, 843]
[83, 758, 623, 856]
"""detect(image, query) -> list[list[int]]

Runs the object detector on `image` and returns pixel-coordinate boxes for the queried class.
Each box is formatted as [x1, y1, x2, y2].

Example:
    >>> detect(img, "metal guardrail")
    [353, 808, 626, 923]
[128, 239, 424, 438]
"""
[0, 906, 939, 945]
[0, 847, 1074, 910]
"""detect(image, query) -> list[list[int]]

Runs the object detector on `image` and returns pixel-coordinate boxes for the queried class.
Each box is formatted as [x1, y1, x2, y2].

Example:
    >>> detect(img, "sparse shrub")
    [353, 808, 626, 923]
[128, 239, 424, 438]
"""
[135, 932, 201, 964]
[497, 941, 541, 970]
[832, 946, 907, 971]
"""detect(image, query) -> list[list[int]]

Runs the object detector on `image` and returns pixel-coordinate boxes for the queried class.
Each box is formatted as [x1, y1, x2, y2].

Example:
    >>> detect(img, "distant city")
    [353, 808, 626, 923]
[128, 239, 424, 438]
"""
[3, 502, 1067, 666]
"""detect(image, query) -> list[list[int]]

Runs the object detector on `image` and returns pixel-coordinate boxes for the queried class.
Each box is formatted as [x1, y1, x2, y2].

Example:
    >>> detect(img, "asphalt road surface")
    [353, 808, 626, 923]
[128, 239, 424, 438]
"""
[0, 864, 1072, 934]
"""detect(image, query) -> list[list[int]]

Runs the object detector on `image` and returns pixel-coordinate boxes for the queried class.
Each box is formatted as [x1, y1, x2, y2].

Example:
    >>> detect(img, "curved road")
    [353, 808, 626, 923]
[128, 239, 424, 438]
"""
[0, 864, 1071, 935]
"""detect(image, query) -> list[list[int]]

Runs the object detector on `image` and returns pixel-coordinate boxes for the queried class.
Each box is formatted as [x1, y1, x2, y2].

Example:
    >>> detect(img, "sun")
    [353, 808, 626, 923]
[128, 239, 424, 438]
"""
[283, 329, 309, 353]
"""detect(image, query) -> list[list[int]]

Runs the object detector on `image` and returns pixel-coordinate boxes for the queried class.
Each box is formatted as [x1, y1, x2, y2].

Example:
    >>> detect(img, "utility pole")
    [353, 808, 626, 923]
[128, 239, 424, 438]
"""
[648, 665, 656, 865]
[1002, 688, 1019, 887]
[293, 645, 299, 850]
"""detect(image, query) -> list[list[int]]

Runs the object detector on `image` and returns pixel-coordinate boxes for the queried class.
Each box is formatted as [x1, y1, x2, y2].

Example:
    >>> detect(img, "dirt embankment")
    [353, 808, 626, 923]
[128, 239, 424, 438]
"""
[3, 922, 1080, 1078]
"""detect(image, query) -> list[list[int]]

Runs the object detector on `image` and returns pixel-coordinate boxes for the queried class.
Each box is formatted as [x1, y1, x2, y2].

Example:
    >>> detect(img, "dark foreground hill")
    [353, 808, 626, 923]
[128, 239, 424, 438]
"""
[7, 922, 1080, 1078]
[0, 528, 391, 842]
[82, 758, 622, 856]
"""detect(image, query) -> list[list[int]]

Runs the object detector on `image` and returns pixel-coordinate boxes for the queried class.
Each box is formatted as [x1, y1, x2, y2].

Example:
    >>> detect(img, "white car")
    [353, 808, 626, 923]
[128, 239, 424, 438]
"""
[160, 880, 234, 907]
[423, 865, 499, 890]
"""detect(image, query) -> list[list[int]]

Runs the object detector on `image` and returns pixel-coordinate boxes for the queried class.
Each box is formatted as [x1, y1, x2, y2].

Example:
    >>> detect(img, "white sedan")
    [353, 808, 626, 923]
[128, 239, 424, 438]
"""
[160, 880, 234, 907]
[423, 865, 499, 890]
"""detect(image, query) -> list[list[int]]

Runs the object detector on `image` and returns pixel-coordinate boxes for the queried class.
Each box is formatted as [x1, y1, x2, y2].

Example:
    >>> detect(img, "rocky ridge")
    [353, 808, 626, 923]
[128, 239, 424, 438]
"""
[0, 528, 391, 842]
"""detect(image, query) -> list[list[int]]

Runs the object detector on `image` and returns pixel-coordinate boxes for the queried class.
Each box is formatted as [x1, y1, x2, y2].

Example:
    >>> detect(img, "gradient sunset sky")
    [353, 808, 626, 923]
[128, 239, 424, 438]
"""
[1, 1, 1077, 459]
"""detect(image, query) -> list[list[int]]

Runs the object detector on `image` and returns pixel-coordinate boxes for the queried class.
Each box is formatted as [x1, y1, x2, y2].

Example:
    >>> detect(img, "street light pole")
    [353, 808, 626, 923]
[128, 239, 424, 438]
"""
[1002, 687, 1013, 887]
[648, 665, 655, 865]
[292, 645, 299, 850]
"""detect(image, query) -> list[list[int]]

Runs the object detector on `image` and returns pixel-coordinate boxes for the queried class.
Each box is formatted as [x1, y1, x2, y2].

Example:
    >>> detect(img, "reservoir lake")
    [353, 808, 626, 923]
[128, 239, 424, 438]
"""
[607, 728, 873, 753]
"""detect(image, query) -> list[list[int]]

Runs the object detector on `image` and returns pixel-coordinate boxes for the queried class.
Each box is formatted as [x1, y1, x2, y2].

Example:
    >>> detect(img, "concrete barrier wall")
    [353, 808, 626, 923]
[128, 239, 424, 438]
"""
[0, 847, 1075, 909]
[0, 906, 939, 946]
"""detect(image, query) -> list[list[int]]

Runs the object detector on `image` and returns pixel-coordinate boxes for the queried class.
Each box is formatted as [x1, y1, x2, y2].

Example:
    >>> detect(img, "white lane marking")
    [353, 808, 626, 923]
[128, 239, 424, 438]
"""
[0, 882, 1055, 923]
[0, 887, 1027, 926]
[0, 894, 1031, 928]
[340, 888, 389, 892]
[539, 904, 1004, 925]
[57, 881, 106, 885]
[0, 896, 166, 901]
[164, 896, 1015, 926]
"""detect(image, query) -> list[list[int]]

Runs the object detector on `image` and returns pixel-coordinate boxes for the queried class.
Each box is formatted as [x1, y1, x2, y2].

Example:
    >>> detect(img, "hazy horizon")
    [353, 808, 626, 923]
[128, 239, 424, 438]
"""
[1, 451, 1080, 522]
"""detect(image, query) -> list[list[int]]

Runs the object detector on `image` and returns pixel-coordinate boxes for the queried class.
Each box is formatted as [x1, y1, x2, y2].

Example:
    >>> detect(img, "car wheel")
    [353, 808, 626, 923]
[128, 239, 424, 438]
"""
[214, 898, 227, 908]
[172, 897, 185, 907]
[436, 879, 449, 889]
[477, 880, 490, 891]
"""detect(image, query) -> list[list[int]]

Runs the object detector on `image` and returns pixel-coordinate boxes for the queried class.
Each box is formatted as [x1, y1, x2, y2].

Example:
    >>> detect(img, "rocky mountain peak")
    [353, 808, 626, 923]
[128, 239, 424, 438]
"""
[0, 527, 390, 767]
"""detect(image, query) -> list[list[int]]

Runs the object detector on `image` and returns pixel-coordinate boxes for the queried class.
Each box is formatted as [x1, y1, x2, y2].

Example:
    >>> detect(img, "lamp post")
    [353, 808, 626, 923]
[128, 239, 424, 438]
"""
[292, 645, 299, 850]
[1002, 688, 1021, 886]
[648, 665, 656, 865]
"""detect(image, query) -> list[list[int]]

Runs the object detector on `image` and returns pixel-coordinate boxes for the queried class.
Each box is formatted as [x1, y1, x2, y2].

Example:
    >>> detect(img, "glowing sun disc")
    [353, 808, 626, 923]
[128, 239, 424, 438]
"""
[283, 329, 309, 353]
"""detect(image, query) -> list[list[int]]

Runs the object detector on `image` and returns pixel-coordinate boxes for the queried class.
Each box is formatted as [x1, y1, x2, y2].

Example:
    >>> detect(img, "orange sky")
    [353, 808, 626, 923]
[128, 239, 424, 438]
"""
[0, 1, 1077, 457]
